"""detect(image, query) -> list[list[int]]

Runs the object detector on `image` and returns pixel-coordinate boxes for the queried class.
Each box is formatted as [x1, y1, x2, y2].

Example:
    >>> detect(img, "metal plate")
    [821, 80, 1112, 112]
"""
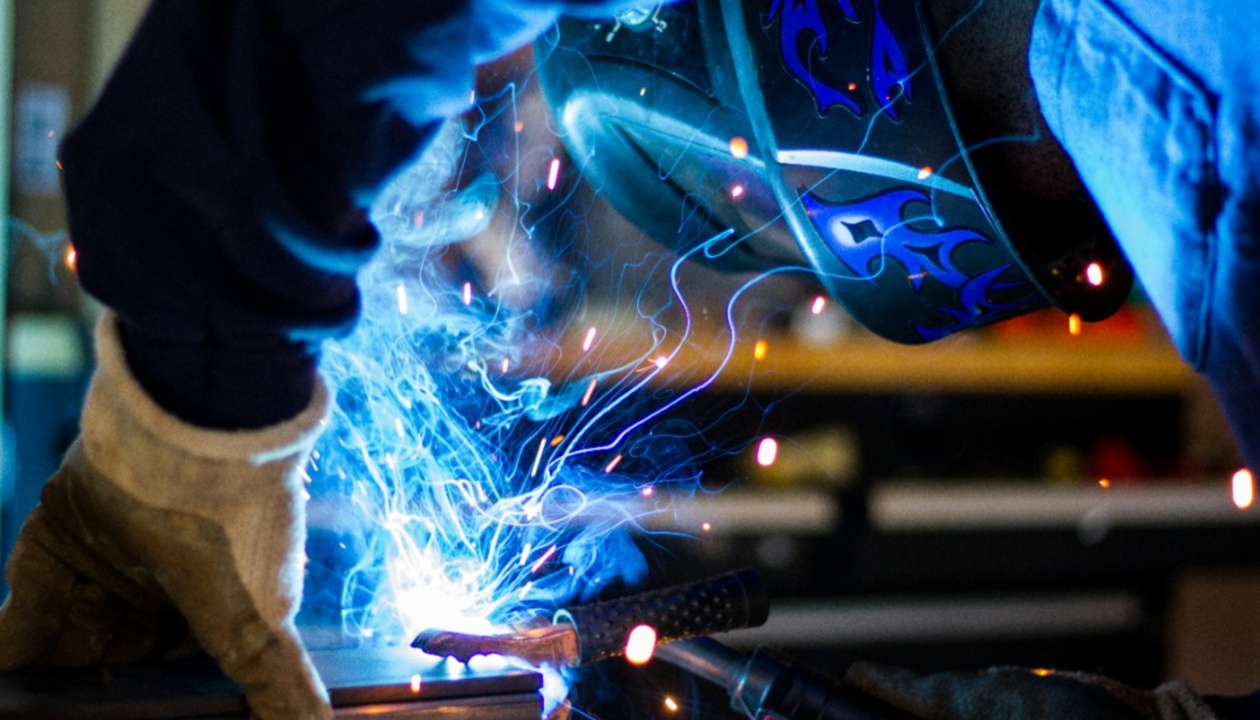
[0, 647, 541, 719]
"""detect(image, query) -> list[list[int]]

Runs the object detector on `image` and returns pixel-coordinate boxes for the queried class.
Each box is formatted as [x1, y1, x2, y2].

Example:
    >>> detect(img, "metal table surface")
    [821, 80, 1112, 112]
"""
[0, 646, 542, 719]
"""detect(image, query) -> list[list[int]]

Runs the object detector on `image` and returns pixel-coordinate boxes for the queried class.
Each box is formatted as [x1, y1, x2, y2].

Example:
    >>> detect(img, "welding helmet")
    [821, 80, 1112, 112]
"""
[534, 0, 1132, 343]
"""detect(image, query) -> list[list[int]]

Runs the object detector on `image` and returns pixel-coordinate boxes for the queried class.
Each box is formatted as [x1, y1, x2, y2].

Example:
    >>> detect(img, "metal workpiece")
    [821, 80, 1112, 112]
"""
[0, 646, 542, 719]
[413, 570, 770, 667]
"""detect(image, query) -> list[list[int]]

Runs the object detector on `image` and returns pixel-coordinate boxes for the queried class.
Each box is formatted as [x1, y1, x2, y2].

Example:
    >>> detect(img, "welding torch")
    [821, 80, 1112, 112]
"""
[413, 570, 918, 720]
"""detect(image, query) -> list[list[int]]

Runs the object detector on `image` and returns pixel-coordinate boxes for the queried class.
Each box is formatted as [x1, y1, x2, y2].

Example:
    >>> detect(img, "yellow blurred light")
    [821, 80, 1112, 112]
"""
[756, 437, 779, 467]
[729, 136, 749, 159]
[664, 697, 680, 712]
[1032, 668, 1054, 677]
[754, 340, 768, 361]
[1068, 313, 1082, 336]
[550, 435, 565, 447]
[625, 625, 657, 665]
[1233, 469, 1255, 510]
[1098, 478, 1111, 489]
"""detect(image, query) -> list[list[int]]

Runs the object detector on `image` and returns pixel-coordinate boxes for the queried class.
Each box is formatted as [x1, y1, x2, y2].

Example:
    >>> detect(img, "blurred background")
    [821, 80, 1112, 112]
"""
[1, 2, 1258, 716]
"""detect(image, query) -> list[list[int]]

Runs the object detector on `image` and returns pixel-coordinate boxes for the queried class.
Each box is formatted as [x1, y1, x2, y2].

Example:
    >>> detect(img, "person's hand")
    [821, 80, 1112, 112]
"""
[844, 662, 1220, 720]
[0, 312, 332, 720]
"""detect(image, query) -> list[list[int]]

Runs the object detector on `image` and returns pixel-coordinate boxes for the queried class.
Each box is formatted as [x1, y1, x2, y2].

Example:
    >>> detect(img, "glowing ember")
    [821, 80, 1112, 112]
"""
[701, 522, 712, 532]
[917, 166, 933, 180]
[64, 245, 77, 272]
[547, 157, 562, 191]
[664, 697, 680, 712]
[729, 136, 749, 159]
[756, 438, 779, 467]
[624, 625, 658, 665]
[1086, 262, 1105, 286]
[1233, 469, 1255, 510]
[1068, 313, 1082, 336]
[1098, 478, 1111, 489]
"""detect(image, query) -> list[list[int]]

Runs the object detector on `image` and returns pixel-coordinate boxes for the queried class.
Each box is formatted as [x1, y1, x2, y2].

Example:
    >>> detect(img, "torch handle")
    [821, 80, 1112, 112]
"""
[555, 569, 769, 665]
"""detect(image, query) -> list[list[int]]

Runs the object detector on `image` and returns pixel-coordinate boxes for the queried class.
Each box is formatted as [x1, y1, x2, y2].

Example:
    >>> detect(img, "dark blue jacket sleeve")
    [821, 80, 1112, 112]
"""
[60, 0, 647, 429]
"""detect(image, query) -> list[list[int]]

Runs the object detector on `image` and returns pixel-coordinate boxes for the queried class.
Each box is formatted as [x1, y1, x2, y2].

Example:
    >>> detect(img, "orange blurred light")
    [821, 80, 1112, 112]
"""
[1098, 478, 1111, 489]
[664, 697, 680, 712]
[64, 245, 77, 272]
[605, 454, 624, 474]
[917, 166, 933, 180]
[581, 377, 598, 407]
[701, 522, 712, 532]
[729, 136, 749, 159]
[410, 674, 422, 693]
[1068, 313, 1082, 336]
[625, 625, 657, 665]
[754, 340, 768, 361]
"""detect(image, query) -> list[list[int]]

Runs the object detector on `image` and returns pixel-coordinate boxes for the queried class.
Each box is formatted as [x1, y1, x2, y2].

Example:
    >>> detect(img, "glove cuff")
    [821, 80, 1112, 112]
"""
[1061, 673, 1222, 720]
[86, 310, 330, 469]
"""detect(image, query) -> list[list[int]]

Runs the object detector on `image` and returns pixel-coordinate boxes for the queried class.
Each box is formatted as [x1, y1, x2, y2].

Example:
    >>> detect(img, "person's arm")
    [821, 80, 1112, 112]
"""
[0, 3, 666, 719]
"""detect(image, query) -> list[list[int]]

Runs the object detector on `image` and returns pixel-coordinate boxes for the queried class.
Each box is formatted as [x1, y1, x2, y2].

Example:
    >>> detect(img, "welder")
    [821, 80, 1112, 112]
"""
[0, 1, 1255, 719]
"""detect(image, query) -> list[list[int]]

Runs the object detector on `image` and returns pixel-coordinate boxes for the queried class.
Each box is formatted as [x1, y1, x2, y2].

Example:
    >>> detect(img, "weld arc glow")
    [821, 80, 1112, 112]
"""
[300, 107, 758, 715]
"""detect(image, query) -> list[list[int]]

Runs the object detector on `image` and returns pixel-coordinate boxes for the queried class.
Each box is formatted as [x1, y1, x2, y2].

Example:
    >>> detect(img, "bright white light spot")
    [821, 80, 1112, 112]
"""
[811, 296, 826, 315]
[756, 437, 779, 467]
[729, 183, 745, 200]
[1086, 262, 1105, 286]
[653, 356, 669, 370]
[547, 158, 562, 191]
[501, 357, 510, 373]
[396, 284, 409, 315]
[1233, 469, 1255, 510]
[701, 522, 712, 532]
[463, 281, 473, 305]
[664, 697, 680, 712]
[641, 486, 654, 497]
[581, 377, 598, 407]
[917, 166, 933, 180]
[639, 86, 647, 96]
[729, 136, 749, 159]
[410, 674, 422, 693]
[530, 438, 546, 477]
[583, 326, 598, 352]
[625, 625, 657, 665]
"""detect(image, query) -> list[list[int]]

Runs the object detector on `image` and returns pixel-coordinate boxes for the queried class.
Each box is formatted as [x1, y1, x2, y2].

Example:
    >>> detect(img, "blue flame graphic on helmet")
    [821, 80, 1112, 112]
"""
[765, 0, 912, 119]
[803, 188, 1039, 339]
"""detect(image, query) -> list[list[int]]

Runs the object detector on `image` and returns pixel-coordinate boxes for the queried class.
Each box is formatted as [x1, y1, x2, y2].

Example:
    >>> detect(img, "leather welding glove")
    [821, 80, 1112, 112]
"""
[844, 662, 1220, 720]
[0, 312, 332, 720]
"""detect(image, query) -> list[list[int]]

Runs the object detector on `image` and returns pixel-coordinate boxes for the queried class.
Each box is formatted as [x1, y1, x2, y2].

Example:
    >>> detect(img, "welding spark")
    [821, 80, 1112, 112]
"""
[605, 454, 624, 473]
[582, 326, 598, 352]
[756, 438, 779, 467]
[581, 378, 598, 407]
[462, 281, 473, 305]
[1233, 469, 1255, 510]
[624, 625, 657, 665]
[1086, 262, 1105, 286]
[396, 284, 409, 315]
[753, 340, 768, 361]
[664, 697, 680, 712]
[811, 296, 826, 314]
[547, 158, 562, 191]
